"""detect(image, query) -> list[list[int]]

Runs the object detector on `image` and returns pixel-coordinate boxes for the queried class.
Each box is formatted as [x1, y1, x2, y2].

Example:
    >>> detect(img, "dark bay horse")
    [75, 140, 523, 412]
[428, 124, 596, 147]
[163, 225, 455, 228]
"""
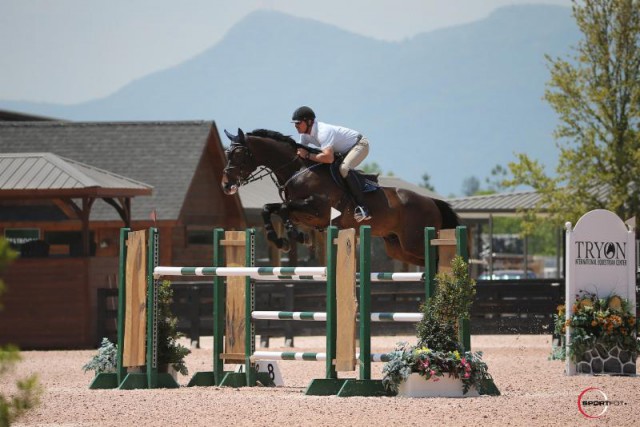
[221, 128, 460, 266]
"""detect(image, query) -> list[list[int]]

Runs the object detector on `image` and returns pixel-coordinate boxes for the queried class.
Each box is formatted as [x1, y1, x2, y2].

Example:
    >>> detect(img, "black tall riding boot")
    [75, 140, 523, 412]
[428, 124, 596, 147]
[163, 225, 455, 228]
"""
[345, 173, 372, 222]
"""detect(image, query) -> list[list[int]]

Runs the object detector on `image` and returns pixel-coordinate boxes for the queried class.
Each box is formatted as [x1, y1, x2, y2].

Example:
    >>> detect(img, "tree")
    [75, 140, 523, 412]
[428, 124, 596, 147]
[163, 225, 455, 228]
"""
[0, 239, 41, 426]
[419, 173, 435, 191]
[485, 165, 508, 193]
[461, 176, 480, 196]
[507, 0, 640, 232]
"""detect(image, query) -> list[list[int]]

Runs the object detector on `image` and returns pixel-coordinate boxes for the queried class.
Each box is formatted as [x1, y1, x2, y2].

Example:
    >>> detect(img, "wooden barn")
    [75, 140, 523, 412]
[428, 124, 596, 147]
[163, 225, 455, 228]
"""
[0, 120, 246, 349]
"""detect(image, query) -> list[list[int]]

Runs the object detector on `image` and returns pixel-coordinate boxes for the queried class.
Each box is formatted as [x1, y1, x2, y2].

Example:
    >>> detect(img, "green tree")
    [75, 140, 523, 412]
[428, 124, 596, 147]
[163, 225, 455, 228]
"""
[485, 165, 508, 193]
[0, 239, 41, 426]
[461, 176, 480, 196]
[419, 173, 435, 191]
[507, 0, 640, 232]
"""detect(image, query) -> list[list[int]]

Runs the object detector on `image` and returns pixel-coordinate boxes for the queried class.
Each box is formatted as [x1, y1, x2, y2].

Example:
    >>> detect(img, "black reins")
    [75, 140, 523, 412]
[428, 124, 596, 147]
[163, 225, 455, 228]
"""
[224, 143, 304, 200]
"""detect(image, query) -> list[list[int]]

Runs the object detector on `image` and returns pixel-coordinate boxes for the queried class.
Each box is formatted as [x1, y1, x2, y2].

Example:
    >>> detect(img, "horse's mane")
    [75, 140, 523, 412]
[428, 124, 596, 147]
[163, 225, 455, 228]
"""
[249, 129, 297, 147]
[249, 128, 322, 154]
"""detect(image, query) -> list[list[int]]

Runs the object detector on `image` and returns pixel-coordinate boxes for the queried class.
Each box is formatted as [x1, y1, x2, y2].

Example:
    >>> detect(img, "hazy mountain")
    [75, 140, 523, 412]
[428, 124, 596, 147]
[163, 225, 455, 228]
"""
[0, 5, 580, 196]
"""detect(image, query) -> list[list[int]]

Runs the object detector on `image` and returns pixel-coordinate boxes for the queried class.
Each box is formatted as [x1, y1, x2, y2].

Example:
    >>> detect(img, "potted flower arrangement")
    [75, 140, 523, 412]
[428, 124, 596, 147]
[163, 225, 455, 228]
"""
[558, 290, 638, 375]
[382, 256, 497, 396]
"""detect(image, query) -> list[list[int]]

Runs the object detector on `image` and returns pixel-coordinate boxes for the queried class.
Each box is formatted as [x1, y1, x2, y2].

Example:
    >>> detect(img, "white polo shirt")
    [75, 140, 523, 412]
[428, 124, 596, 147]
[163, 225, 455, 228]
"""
[299, 121, 361, 154]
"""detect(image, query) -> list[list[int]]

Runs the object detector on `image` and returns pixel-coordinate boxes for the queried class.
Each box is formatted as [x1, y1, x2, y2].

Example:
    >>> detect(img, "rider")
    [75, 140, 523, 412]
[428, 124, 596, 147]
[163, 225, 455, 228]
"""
[292, 106, 372, 222]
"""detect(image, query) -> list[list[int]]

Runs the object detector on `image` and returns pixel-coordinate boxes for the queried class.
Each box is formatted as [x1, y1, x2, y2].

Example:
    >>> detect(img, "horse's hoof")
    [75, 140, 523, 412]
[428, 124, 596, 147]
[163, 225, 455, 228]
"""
[279, 238, 290, 253]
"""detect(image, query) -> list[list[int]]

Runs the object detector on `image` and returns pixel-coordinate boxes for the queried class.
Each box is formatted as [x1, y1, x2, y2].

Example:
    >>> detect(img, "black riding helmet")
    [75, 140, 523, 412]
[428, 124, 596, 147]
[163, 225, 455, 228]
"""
[292, 106, 316, 122]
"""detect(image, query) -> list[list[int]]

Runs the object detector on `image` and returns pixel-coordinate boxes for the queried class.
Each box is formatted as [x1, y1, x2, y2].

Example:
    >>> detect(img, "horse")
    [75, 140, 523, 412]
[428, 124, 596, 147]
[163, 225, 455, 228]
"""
[221, 128, 460, 266]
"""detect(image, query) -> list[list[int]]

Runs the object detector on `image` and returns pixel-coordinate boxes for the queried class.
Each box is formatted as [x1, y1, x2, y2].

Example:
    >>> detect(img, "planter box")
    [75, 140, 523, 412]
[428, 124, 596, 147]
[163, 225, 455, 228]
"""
[575, 343, 637, 375]
[397, 373, 479, 398]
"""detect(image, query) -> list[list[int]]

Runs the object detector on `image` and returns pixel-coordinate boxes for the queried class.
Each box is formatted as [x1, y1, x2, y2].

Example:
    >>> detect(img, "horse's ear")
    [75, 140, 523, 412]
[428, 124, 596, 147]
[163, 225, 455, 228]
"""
[237, 128, 245, 143]
[224, 129, 237, 142]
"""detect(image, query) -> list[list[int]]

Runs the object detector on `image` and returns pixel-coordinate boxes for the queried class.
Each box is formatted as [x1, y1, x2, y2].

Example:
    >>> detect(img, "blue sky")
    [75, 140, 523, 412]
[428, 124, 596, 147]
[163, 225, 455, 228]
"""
[1, 0, 571, 104]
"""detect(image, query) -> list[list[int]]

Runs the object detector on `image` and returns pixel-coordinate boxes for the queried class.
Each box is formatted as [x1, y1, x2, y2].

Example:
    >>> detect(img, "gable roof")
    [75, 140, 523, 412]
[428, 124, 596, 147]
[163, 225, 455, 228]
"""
[448, 190, 543, 218]
[0, 109, 57, 122]
[0, 152, 152, 198]
[0, 121, 231, 221]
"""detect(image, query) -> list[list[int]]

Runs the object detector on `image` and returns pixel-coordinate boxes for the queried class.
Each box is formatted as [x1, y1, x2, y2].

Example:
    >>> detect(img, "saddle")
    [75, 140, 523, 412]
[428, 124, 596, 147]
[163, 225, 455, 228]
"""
[301, 145, 380, 193]
[329, 157, 380, 193]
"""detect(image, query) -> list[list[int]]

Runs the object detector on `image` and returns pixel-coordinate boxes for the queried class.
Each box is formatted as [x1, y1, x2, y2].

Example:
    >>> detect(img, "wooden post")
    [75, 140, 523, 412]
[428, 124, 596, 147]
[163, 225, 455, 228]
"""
[123, 229, 147, 368]
[335, 228, 357, 372]
[222, 231, 247, 363]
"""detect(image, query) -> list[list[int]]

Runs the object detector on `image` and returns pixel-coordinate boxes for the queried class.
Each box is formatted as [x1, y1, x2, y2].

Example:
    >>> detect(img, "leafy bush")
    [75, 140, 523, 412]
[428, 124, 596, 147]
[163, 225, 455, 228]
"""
[157, 280, 191, 375]
[1, 239, 41, 426]
[82, 338, 117, 375]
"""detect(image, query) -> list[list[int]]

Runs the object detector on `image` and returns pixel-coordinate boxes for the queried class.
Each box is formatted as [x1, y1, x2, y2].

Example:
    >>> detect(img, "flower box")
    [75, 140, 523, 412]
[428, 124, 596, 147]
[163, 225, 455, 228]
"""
[397, 373, 479, 398]
[556, 291, 639, 376]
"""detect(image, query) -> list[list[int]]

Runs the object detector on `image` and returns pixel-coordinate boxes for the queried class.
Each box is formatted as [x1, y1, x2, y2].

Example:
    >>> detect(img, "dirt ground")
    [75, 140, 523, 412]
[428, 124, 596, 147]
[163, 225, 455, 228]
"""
[2, 335, 639, 426]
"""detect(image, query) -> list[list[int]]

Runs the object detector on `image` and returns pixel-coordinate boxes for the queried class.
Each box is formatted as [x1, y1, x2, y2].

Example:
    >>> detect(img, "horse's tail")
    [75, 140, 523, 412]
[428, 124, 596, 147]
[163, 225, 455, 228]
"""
[433, 198, 460, 229]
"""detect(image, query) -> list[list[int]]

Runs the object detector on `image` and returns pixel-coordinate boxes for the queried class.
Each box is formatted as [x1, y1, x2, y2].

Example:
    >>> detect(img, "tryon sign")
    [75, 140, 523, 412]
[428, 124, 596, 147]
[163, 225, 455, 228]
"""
[565, 209, 636, 375]
[566, 210, 635, 291]
[573, 241, 628, 265]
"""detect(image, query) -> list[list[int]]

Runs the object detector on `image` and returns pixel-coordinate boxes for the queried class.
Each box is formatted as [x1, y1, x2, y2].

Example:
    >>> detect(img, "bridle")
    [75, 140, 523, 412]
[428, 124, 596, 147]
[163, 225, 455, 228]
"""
[223, 143, 309, 199]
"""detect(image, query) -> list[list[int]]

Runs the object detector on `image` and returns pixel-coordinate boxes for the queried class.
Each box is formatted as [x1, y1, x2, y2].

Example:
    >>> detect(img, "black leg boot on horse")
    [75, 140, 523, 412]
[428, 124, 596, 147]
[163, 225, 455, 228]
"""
[344, 172, 372, 222]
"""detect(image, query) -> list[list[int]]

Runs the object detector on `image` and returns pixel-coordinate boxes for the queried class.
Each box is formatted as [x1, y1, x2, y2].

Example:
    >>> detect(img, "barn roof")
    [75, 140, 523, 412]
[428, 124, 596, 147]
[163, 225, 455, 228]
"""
[0, 121, 233, 221]
[0, 152, 152, 198]
[448, 190, 543, 218]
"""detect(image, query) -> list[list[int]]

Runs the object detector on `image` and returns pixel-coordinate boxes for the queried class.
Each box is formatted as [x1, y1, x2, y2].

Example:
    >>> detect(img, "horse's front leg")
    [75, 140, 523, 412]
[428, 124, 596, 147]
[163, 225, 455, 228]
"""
[283, 196, 330, 245]
[261, 203, 291, 252]
[266, 203, 309, 251]
[279, 211, 311, 247]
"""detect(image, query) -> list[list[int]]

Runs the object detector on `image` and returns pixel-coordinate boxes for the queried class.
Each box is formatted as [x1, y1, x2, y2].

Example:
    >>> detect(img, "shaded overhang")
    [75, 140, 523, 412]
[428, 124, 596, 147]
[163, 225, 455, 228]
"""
[0, 152, 153, 255]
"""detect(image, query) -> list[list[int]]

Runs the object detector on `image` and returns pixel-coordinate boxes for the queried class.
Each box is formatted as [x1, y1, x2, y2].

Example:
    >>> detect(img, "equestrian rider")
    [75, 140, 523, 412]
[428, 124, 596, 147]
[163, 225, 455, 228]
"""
[292, 106, 372, 222]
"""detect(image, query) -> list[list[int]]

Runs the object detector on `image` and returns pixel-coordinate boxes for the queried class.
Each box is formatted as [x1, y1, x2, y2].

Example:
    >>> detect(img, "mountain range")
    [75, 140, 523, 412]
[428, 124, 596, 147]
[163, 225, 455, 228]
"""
[0, 4, 580, 196]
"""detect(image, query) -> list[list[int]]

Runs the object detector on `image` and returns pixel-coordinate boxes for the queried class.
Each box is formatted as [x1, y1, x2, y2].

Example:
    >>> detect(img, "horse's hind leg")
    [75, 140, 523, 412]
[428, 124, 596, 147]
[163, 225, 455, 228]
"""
[383, 234, 425, 266]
